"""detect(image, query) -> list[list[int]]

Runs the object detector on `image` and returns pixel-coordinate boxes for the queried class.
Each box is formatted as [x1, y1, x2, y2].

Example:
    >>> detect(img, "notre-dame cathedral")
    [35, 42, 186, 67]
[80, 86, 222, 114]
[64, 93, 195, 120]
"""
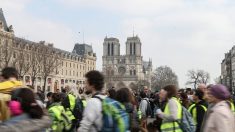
[102, 35, 152, 90]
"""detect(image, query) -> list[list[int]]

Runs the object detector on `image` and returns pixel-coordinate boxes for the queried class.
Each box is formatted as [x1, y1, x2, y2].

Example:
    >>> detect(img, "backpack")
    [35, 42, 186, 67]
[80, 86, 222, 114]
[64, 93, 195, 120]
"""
[62, 94, 84, 127]
[143, 99, 152, 116]
[177, 106, 196, 132]
[49, 105, 72, 132]
[94, 96, 130, 132]
[72, 97, 84, 125]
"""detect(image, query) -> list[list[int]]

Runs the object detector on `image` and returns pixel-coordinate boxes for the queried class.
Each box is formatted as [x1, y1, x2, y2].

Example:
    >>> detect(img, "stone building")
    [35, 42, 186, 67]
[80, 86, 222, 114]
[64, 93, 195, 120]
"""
[102, 36, 152, 90]
[0, 8, 96, 93]
[221, 45, 235, 94]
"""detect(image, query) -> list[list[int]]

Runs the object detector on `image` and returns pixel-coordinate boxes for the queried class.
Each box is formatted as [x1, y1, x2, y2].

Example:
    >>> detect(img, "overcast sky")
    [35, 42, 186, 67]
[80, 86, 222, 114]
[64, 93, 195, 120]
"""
[1, 0, 235, 88]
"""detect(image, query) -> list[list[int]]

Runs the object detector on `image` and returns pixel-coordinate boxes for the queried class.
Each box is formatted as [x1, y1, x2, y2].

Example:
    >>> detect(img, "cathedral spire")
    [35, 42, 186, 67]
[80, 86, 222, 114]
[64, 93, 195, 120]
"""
[133, 26, 135, 37]
[0, 8, 9, 32]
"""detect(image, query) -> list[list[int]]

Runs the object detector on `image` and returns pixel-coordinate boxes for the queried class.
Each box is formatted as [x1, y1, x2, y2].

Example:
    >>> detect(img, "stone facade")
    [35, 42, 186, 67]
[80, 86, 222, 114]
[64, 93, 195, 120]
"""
[221, 46, 235, 94]
[102, 36, 152, 90]
[0, 8, 96, 94]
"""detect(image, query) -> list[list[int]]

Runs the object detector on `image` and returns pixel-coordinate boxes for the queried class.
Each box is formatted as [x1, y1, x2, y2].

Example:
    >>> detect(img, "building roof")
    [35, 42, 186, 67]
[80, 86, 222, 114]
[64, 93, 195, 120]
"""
[127, 35, 141, 42]
[0, 8, 9, 32]
[73, 43, 93, 56]
[104, 37, 119, 42]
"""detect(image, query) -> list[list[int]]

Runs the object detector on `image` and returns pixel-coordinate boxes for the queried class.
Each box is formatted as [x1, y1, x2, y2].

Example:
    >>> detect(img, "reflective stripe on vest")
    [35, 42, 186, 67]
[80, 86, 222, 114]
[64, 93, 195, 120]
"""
[68, 94, 76, 110]
[161, 97, 183, 132]
[137, 109, 142, 120]
[230, 102, 235, 112]
[188, 103, 207, 124]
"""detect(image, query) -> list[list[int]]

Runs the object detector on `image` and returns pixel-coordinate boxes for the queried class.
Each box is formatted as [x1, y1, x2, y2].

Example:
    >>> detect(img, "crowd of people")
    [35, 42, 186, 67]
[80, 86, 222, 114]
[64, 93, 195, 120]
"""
[0, 67, 235, 132]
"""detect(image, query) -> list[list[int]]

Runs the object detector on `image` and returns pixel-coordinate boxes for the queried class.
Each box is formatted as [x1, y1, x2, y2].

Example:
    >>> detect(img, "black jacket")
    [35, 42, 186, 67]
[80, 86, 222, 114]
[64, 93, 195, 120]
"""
[189, 100, 207, 132]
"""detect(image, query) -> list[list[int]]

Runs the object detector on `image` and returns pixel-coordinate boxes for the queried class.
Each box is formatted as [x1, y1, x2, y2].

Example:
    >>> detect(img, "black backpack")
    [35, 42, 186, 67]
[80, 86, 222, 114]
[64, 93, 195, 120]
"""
[62, 95, 84, 127]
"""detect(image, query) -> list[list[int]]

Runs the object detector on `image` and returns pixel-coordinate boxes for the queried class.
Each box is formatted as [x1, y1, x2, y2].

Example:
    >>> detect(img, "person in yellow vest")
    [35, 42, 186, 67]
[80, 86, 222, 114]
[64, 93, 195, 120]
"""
[188, 90, 207, 132]
[156, 85, 183, 132]
[48, 93, 72, 131]
[0, 67, 23, 121]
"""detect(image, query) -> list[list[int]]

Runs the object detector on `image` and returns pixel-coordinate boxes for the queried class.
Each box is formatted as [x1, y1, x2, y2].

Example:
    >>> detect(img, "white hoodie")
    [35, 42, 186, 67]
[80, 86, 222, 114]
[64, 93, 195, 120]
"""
[78, 94, 105, 132]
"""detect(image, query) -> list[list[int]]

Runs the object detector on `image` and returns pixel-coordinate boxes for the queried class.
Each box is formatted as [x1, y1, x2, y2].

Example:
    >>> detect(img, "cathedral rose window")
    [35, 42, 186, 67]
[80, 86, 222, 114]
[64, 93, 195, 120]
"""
[118, 66, 126, 75]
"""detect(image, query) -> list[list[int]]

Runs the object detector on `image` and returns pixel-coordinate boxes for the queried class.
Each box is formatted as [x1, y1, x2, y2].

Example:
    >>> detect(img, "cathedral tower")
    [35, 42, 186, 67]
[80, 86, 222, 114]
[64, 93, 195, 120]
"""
[126, 36, 141, 56]
[103, 37, 120, 56]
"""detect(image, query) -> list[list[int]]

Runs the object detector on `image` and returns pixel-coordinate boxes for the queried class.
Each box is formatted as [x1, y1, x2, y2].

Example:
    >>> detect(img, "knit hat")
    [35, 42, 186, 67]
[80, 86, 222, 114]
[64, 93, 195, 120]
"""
[210, 84, 230, 100]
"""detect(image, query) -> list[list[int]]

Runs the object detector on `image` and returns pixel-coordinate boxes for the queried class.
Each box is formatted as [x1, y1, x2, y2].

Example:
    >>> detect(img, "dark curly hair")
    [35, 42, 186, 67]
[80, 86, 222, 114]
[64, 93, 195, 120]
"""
[85, 70, 104, 91]
[1, 67, 18, 79]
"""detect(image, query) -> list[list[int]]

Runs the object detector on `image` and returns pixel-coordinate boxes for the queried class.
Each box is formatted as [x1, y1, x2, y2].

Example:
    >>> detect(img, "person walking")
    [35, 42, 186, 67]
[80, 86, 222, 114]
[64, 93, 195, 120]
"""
[157, 85, 183, 132]
[78, 70, 106, 132]
[188, 90, 207, 132]
[0, 67, 23, 121]
[1, 88, 50, 132]
[48, 93, 72, 131]
[201, 84, 235, 132]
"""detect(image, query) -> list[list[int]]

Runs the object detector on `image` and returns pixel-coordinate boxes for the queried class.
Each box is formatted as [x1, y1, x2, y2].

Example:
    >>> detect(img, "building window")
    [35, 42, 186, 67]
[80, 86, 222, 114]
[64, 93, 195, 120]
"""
[70, 63, 71, 67]
[130, 43, 132, 55]
[133, 70, 136, 75]
[66, 70, 67, 75]
[130, 70, 132, 75]
[133, 43, 136, 55]
[66, 62, 67, 67]
[111, 43, 114, 56]
[108, 43, 110, 56]
[13, 52, 17, 58]
[70, 71, 71, 76]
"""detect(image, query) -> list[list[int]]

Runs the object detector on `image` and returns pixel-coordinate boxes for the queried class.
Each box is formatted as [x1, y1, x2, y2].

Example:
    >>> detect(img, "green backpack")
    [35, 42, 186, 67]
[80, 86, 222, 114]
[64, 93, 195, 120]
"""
[49, 105, 72, 132]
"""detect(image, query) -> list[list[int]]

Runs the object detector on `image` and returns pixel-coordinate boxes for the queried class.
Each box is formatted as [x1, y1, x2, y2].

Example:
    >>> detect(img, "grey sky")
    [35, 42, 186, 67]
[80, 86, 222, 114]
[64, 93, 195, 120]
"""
[1, 0, 235, 87]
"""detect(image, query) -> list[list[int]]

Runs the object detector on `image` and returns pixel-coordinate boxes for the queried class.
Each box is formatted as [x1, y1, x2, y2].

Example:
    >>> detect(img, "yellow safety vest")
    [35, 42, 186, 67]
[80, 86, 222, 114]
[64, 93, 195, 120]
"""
[82, 100, 87, 108]
[137, 109, 142, 120]
[228, 100, 235, 114]
[66, 94, 76, 120]
[49, 105, 66, 131]
[188, 103, 207, 124]
[68, 94, 76, 110]
[161, 97, 183, 132]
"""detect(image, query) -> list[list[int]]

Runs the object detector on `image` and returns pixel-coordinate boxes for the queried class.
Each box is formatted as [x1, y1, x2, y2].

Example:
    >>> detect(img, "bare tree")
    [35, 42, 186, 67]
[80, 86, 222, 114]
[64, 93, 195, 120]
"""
[198, 70, 210, 84]
[29, 44, 43, 87]
[40, 45, 61, 92]
[186, 69, 210, 89]
[0, 39, 14, 68]
[151, 66, 179, 91]
[136, 80, 150, 91]
[12, 38, 31, 80]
